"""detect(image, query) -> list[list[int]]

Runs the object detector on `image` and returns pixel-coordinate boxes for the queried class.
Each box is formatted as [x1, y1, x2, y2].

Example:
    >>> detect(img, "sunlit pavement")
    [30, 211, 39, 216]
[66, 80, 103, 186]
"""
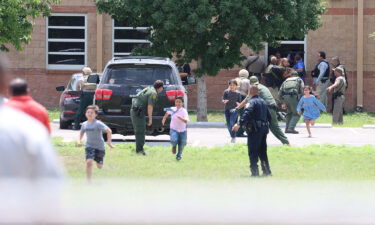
[51, 122, 375, 147]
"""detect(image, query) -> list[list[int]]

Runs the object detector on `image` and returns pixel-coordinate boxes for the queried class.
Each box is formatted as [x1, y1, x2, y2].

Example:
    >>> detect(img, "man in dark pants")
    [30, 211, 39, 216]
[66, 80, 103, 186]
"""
[233, 85, 272, 177]
[74, 67, 95, 130]
[131, 80, 164, 155]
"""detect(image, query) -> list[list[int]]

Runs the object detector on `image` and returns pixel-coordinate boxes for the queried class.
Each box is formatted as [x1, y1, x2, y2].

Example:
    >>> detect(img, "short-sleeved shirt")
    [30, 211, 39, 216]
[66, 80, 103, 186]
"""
[6, 96, 51, 133]
[133, 87, 158, 108]
[334, 76, 346, 94]
[80, 119, 109, 151]
[222, 89, 241, 110]
[166, 107, 189, 132]
[293, 60, 305, 71]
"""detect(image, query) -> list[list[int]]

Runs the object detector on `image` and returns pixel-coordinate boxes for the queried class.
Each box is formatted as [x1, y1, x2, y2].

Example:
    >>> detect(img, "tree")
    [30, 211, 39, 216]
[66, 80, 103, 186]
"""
[0, 0, 60, 51]
[95, 0, 326, 121]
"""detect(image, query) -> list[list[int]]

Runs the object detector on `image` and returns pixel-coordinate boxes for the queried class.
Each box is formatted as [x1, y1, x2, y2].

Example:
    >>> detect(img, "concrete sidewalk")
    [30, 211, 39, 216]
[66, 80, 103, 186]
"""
[53, 119, 375, 129]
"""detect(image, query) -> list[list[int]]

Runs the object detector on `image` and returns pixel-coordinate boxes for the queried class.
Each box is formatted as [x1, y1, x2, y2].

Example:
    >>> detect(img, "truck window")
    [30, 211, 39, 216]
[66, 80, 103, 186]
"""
[105, 65, 173, 85]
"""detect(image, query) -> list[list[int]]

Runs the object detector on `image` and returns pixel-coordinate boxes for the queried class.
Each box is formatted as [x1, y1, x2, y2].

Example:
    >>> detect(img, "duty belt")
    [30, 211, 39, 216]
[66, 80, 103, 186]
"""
[282, 91, 297, 96]
[255, 121, 268, 127]
[333, 92, 344, 99]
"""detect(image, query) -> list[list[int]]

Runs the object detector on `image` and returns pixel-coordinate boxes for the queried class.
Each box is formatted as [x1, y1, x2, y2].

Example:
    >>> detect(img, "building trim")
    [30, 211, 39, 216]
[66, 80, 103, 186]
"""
[325, 8, 375, 15]
[357, 0, 364, 109]
[51, 5, 96, 13]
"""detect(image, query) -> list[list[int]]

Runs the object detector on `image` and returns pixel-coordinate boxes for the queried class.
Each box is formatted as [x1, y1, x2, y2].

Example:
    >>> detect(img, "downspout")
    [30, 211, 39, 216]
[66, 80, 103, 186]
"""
[96, 13, 103, 72]
[356, 0, 364, 110]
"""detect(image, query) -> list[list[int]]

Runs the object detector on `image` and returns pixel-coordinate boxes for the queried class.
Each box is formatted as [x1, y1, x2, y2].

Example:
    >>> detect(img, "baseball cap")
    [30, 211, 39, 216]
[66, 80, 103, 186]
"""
[249, 76, 259, 85]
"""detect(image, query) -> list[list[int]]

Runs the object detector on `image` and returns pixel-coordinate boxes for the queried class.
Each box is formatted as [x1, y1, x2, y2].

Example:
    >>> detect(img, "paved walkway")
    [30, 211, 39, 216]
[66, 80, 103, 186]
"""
[51, 122, 375, 147]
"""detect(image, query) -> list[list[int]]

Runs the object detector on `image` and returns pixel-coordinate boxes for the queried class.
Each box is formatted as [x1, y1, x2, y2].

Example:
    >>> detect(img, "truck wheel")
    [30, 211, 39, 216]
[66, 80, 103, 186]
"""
[102, 133, 108, 141]
[59, 119, 70, 129]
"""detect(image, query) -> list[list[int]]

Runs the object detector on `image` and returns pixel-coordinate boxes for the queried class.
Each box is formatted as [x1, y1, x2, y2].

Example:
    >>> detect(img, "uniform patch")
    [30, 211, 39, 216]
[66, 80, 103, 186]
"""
[152, 94, 157, 99]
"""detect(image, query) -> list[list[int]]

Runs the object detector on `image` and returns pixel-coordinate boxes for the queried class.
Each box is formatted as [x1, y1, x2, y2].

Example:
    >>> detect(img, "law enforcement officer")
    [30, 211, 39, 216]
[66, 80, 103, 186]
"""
[327, 67, 346, 124]
[312, 51, 330, 107]
[329, 56, 348, 113]
[279, 71, 304, 134]
[232, 85, 272, 177]
[74, 66, 94, 130]
[131, 80, 164, 155]
[264, 56, 283, 105]
[234, 76, 290, 145]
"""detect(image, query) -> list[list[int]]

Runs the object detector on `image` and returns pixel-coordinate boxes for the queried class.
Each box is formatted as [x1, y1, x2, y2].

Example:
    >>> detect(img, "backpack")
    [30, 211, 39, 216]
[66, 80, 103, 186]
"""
[282, 77, 301, 94]
[81, 75, 97, 91]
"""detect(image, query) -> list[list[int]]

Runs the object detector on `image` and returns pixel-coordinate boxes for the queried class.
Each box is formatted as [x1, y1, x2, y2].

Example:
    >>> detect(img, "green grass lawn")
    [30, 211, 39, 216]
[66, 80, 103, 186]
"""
[188, 111, 375, 127]
[48, 108, 60, 121]
[54, 138, 375, 180]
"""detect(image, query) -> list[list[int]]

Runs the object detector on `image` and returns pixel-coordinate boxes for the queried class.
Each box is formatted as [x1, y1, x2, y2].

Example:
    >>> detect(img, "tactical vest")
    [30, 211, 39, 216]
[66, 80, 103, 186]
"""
[81, 75, 97, 91]
[312, 60, 330, 80]
[282, 77, 301, 95]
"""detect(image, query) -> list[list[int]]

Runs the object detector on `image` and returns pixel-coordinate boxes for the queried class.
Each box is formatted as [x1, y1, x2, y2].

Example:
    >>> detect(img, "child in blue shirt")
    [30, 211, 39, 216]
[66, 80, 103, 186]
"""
[297, 86, 326, 137]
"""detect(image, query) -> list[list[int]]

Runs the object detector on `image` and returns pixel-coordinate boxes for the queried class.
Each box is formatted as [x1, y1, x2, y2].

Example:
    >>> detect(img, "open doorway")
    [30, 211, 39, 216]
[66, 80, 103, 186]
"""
[265, 38, 307, 69]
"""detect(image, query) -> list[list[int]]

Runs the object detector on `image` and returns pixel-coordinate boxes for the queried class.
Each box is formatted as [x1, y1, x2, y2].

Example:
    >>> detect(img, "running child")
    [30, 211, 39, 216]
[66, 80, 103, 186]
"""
[162, 96, 189, 161]
[297, 86, 326, 138]
[222, 79, 242, 143]
[77, 105, 114, 181]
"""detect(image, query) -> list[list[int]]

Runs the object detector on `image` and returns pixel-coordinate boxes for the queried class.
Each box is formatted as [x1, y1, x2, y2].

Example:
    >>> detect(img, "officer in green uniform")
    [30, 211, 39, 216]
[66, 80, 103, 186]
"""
[131, 80, 164, 155]
[234, 76, 290, 145]
[278, 71, 304, 134]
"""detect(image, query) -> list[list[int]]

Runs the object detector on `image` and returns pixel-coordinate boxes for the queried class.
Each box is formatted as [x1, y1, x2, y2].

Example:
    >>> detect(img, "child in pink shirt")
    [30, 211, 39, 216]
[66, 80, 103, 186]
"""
[162, 97, 189, 160]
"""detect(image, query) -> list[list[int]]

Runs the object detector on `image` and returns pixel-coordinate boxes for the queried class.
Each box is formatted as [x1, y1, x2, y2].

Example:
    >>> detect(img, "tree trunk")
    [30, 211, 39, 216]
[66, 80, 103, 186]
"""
[196, 75, 208, 122]
[196, 56, 207, 122]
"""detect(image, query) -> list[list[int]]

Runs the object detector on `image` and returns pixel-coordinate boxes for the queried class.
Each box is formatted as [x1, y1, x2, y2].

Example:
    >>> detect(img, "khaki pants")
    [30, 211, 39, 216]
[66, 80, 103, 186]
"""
[316, 80, 330, 108]
[333, 95, 345, 124]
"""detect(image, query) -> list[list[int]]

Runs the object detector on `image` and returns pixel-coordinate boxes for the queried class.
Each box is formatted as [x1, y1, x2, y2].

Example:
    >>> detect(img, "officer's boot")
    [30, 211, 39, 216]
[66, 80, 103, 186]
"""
[250, 167, 259, 177]
[261, 161, 272, 176]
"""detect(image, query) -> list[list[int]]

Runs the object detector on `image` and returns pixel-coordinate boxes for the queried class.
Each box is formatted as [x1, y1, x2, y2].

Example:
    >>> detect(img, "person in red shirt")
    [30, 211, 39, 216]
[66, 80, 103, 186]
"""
[6, 78, 51, 133]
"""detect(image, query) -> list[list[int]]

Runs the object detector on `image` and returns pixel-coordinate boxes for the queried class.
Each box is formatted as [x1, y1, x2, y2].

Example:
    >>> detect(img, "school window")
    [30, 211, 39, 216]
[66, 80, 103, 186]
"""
[265, 37, 307, 69]
[112, 20, 151, 57]
[46, 14, 86, 70]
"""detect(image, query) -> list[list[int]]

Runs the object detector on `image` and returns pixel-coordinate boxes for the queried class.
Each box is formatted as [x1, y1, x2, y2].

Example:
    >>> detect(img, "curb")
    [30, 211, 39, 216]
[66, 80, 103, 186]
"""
[363, 125, 375, 129]
[53, 119, 332, 128]
[187, 122, 332, 128]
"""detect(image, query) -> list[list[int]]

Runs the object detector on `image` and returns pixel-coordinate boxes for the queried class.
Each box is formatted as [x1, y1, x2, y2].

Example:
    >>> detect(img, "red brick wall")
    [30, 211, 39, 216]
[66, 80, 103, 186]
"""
[8, 69, 81, 108]
[5, 68, 375, 112]
[187, 69, 375, 112]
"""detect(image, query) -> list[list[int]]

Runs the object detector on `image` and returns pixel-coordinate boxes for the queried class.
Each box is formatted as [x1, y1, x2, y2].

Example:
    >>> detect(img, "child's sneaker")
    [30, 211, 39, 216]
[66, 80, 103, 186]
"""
[176, 156, 182, 161]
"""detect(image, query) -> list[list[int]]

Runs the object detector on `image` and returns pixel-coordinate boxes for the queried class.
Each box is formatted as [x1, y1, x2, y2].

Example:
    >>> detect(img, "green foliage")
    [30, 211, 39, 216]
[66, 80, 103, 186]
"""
[54, 138, 375, 180]
[95, 0, 326, 76]
[0, 0, 60, 51]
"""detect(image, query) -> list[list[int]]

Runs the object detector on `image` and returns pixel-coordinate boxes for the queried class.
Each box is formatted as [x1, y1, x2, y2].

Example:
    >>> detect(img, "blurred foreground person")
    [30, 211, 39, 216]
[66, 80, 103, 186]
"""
[232, 85, 272, 177]
[0, 55, 63, 179]
[7, 78, 51, 133]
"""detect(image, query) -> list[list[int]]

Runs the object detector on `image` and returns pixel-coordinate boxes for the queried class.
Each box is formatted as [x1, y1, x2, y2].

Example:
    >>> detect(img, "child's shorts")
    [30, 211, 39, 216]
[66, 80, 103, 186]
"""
[85, 147, 105, 164]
